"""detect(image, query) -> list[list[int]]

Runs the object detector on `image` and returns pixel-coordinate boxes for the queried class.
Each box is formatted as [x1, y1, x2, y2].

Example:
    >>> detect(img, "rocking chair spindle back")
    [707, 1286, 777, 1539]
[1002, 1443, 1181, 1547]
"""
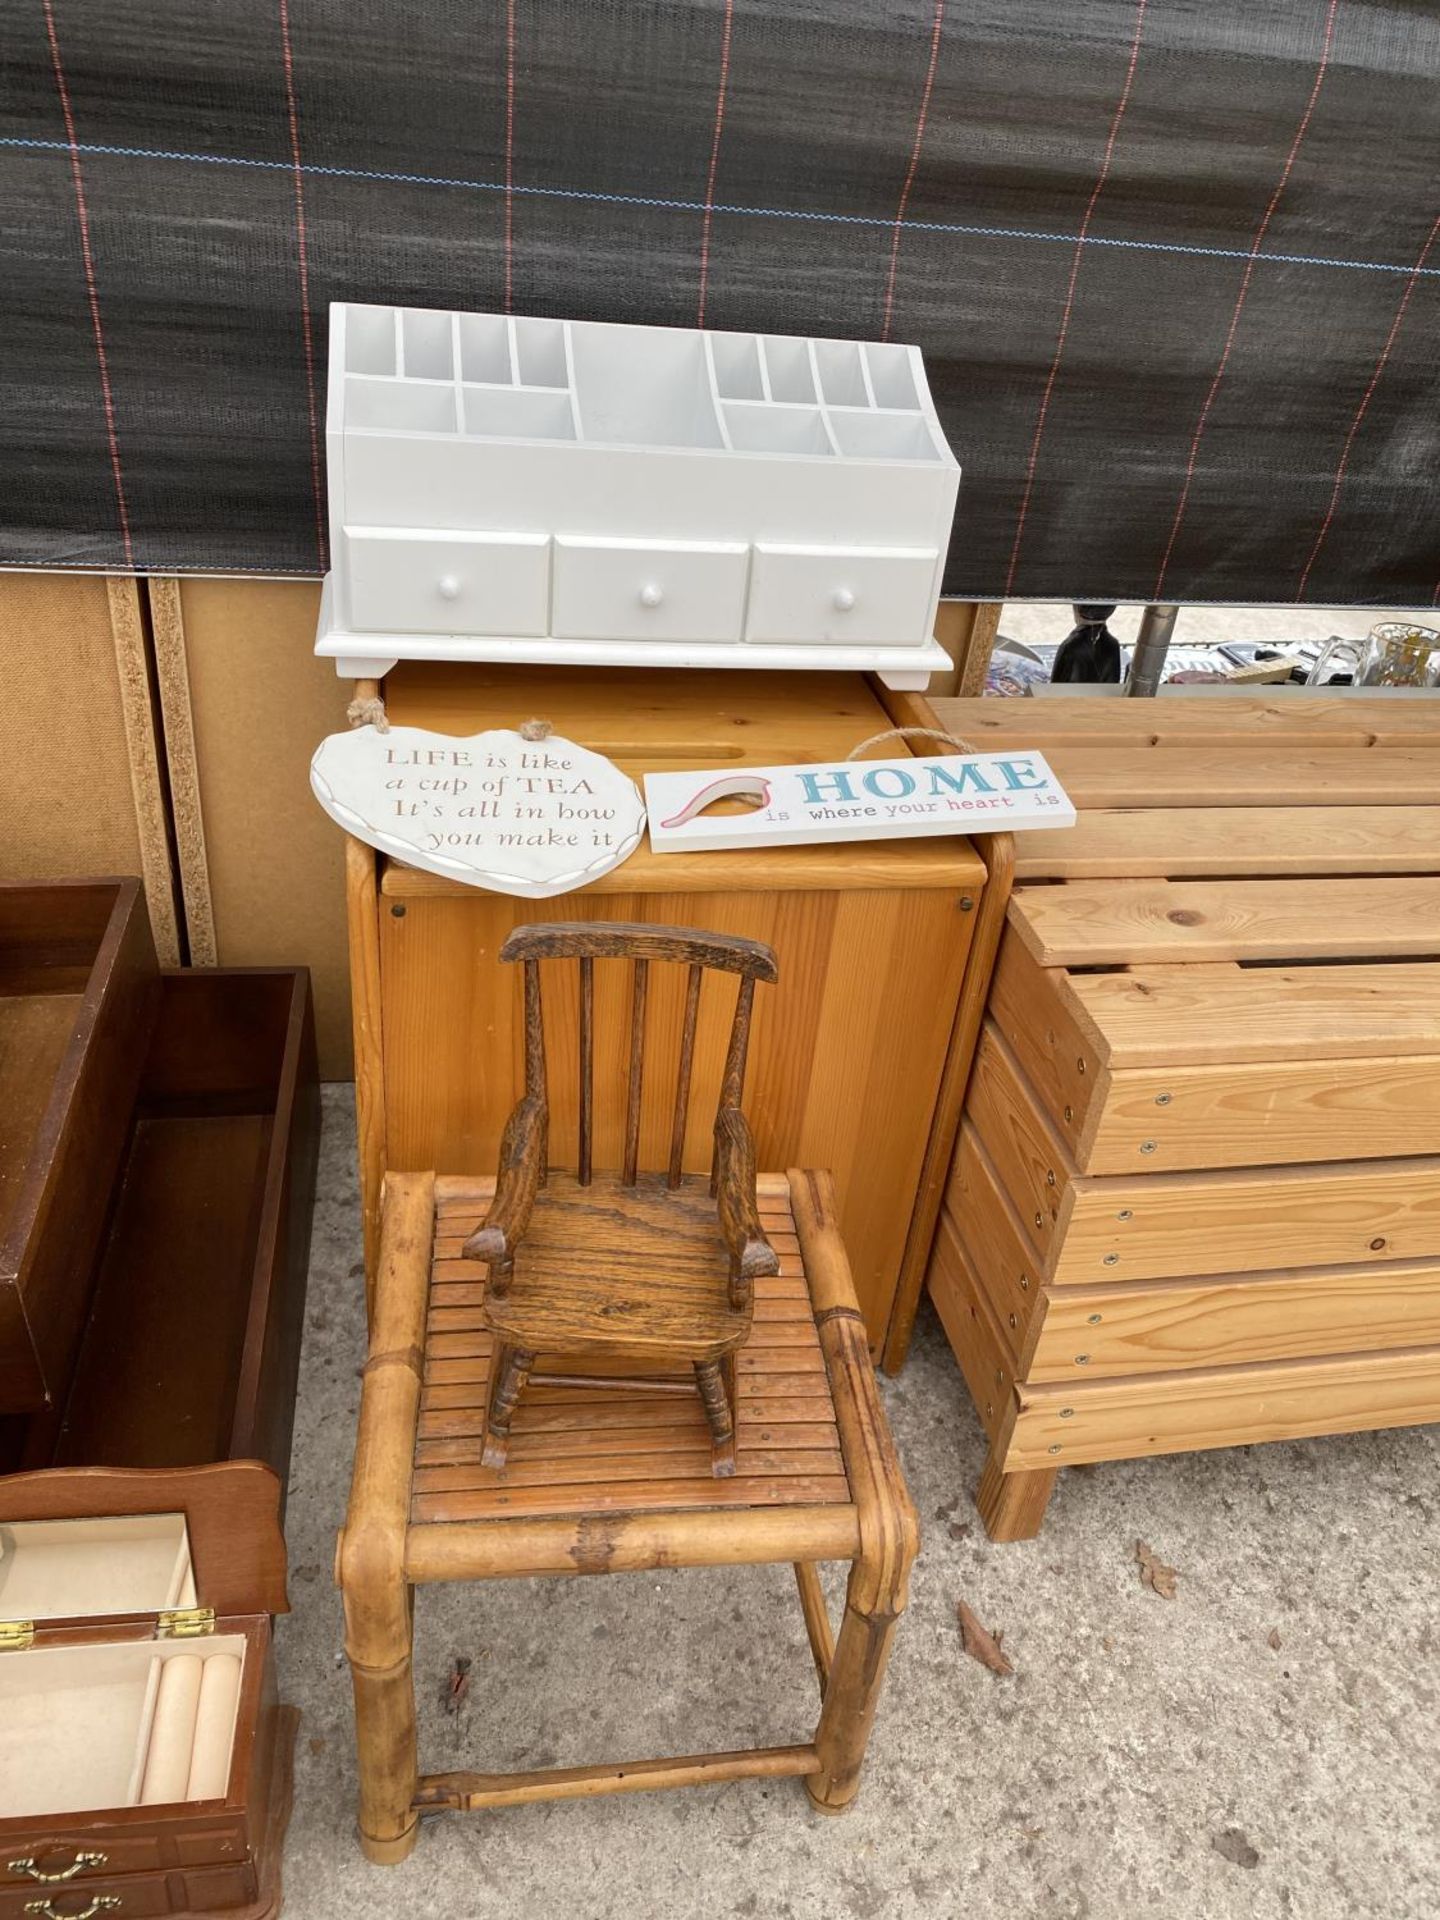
[466, 922, 781, 1477]
[497, 922, 778, 1189]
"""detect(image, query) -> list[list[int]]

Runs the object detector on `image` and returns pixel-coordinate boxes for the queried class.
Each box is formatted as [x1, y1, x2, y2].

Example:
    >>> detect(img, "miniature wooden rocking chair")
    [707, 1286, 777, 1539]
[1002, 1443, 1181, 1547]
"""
[465, 922, 781, 1476]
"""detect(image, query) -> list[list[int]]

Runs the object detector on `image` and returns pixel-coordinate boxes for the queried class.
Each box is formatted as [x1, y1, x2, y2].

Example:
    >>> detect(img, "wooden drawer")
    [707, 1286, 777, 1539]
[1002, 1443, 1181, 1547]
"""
[991, 926, 1440, 1174]
[0, 1859, 257, 1916]
[966, 1021, 1440, 1287]
[552, 535, 748, 642]
[6, 969, 318, 1491]
[347, 527, 551, 636]
[744, 543, 936, 646]
[1008, 1347, 1440, 1474]
[0, 1826, 250, 1891]
[926, 1211, 1015, 1450]
[942, 1126, 1039, 1362]
[1030, 1257, 1440, 1382]
[0, 881, 159, 1413]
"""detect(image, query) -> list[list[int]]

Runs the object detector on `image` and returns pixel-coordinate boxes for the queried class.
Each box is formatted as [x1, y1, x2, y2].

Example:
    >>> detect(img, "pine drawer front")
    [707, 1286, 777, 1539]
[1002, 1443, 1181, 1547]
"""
[927, 1212, 1015, 1448]
[345, 529, 551, 637]
[1006, 1346, 1440, 1473]
[966, 1022, 1440, 1287]
[943, 1125, 1041, 1363]
[1028, 1257, 1440, 1382]
[552, 535, 748, 642]
[744, 544, 937, 645]
[990, 929, 1440, 1174]
[936, 1127, 1440, 1381]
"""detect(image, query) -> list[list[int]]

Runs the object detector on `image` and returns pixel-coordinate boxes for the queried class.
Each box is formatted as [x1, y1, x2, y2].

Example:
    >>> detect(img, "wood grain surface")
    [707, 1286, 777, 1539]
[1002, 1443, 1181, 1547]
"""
[1063, 960, 1440, 1065]
[1033, 745, 1440, 807]
[1011, 806, 1440, 879]
[1055, 1157, 1440, 1286]
[931, 693, 1440, 748]
[1010, 876, 1440, 966]
[1030, 1257, 1440, 1381]
[1009, 1346, 1440, 1471]
[412, 1181, 850, 1523]
[479, 1174, 758, 1357]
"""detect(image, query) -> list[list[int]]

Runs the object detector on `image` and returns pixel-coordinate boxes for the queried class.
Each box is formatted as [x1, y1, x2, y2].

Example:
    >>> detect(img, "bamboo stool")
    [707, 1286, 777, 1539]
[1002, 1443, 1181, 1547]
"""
[338, 1165, 919, 1860]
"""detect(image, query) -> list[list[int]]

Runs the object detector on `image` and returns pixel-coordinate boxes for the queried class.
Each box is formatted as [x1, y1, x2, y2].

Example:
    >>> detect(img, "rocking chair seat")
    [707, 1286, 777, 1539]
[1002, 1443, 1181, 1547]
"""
[480, 1171, 751, 1360]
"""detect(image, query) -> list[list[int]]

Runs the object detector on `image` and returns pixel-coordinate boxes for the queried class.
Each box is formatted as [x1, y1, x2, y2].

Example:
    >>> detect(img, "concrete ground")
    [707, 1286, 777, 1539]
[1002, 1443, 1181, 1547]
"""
[279, 1090, 1439, 1920]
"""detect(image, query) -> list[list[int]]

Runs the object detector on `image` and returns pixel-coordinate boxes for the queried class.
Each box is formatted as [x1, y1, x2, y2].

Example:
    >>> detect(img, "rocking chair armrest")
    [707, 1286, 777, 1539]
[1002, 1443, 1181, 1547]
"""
[463, 1094, 547, 1263]
[714, 1107, 781, 1288]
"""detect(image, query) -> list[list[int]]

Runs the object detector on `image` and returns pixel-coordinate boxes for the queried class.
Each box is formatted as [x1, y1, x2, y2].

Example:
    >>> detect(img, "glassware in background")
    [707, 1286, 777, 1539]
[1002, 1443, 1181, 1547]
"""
[1306, 636, 1362, 686]
[1356, 622, 1440, 688]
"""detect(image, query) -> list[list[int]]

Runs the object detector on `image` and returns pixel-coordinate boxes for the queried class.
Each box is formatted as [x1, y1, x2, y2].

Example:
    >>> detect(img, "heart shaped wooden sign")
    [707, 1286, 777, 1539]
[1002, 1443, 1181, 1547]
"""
[310, 724, 646, 898]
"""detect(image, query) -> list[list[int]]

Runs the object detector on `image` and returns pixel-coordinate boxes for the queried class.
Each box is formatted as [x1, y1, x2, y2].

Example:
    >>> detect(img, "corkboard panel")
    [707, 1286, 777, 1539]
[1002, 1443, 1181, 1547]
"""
[172, 577, 353, 1076]
[0, 572, 178, 961]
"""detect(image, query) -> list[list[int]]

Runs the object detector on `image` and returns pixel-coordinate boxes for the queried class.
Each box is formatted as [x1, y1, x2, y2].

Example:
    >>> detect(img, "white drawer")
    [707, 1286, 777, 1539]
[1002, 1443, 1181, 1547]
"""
[745, 543, 938, 646]
[552, 536, 748, 643]
[346, 528, 550, 635]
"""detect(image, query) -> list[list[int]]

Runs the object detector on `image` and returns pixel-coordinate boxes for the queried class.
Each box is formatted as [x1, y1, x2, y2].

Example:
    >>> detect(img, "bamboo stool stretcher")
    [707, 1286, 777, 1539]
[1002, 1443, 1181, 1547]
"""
[337, 1165, 919, 1859]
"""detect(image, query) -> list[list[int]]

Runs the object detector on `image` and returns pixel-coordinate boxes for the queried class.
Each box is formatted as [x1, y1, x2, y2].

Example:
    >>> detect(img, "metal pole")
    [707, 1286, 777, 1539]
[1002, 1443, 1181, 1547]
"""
[1126, 603, 1179, 697]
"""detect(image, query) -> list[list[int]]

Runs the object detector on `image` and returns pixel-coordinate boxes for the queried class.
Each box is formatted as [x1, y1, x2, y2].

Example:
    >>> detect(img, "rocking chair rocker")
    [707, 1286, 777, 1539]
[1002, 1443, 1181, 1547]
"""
[466, 922, 781, 1476]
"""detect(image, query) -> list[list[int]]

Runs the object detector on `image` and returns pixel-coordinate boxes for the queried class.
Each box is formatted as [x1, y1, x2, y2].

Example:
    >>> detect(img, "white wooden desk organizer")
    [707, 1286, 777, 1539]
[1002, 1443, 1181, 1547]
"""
[316, 304, 958, 689]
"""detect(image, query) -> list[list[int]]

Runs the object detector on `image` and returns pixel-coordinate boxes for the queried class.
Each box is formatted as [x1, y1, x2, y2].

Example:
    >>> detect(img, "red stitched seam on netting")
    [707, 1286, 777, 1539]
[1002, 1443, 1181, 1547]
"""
[1002, 0, 1149, 599]
[42, 0, 134, 568]
[880, 0, 946, 344]
[696, 0, 735, 327]
[1152, 0, 1339, 600]
[1297, 207, 1440, 601]
[279, 0, 327, 570]
[504, 0, 517, 312]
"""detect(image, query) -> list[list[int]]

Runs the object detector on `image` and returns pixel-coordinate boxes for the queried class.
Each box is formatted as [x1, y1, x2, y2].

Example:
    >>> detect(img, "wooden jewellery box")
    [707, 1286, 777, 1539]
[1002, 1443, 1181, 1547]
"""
[0, 879, 159, 1414]
[0, 1465, 293, 1918]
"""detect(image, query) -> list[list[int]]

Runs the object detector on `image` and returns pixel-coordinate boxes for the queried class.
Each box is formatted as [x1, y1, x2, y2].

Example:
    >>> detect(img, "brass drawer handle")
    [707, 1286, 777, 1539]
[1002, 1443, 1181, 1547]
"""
[23, 1900, 120, 1920]
[8, 1858, 108, 1884]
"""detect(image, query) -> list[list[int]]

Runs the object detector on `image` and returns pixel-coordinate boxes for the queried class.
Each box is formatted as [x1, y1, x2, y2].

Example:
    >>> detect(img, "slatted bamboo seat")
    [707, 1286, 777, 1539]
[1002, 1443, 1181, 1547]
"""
[337, 1166, 918, 1860]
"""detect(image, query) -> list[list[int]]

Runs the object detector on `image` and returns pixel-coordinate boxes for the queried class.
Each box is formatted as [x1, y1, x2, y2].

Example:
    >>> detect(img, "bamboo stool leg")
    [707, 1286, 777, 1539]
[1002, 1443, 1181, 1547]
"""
[344, 1578, 420, 1862]
[804, 1564, 904, 1815]
[338, 1170, 433, 1863]
[790, 1165, 919, 1817]
[976, 1448, 1057, 1543]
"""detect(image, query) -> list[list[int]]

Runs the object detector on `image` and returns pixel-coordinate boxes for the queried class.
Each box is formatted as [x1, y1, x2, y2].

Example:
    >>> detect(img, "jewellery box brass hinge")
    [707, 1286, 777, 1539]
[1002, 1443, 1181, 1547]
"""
[157, 1606, 215, 1639]
[0, 1620, 35, 1651]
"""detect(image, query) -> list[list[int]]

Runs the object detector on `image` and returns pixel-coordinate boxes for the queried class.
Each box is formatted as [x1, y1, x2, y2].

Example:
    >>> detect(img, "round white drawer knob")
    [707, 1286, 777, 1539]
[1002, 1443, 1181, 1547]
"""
[833, 586, 856, 612]
[437, 574, 462, 601]
[639, 582, 664, 609]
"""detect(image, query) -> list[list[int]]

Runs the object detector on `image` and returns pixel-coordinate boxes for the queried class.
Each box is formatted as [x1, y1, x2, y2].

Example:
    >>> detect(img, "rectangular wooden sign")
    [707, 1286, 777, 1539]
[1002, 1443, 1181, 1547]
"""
[644, 751, 1075, 853]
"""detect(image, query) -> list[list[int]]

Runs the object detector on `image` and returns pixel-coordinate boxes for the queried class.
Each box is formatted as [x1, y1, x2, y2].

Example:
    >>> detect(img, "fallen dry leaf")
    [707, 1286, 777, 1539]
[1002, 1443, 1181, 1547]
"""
[1267, 1627, 1282, 1652]
[958, 1601, 1015, 1676]
[440, 1655, 473, 1713]
[1135, 1539, 1178, 1600]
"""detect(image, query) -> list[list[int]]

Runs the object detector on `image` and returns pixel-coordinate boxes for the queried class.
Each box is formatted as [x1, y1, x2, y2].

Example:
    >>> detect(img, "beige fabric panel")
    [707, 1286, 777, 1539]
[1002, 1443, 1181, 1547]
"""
[0, 572, 178, 961]
[174, 578, 353, 1077]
